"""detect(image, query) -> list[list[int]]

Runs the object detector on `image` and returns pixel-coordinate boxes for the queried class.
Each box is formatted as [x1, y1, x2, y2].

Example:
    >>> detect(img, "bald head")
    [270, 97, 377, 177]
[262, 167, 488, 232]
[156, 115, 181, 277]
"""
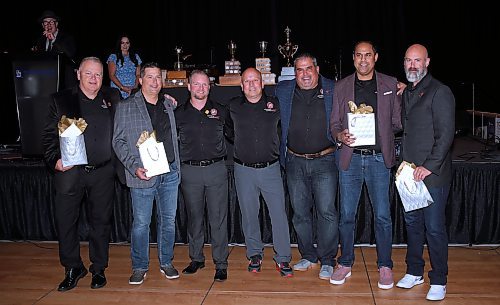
[241, 67, 264, 103]
[404, 44, 430, 85]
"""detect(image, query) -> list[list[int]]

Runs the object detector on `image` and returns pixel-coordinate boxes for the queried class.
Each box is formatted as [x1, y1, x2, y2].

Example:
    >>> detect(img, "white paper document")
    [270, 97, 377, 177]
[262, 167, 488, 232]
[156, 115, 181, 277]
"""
[348, 113, 376, 146]
[395, 162, 434, 212]
[138, 137, 170, 178]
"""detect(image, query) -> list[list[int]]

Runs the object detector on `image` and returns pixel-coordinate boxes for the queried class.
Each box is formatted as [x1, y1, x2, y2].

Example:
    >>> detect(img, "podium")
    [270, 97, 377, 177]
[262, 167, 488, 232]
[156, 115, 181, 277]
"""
[12, 54, 61, 156]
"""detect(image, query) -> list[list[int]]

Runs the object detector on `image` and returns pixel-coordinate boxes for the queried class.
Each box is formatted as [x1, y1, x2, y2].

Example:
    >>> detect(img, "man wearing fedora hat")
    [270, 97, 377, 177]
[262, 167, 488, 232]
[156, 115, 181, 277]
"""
[33, 9, 77, 88]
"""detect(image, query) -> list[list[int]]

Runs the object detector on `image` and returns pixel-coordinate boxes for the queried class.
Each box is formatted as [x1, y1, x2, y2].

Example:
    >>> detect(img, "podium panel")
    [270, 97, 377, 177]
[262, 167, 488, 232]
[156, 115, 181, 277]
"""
[12, 55, 60, 156]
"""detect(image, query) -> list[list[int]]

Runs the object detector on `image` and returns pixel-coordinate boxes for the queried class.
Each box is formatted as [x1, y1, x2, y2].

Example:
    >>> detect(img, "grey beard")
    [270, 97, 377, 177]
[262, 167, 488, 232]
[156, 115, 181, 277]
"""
[406, 69, 427, 83]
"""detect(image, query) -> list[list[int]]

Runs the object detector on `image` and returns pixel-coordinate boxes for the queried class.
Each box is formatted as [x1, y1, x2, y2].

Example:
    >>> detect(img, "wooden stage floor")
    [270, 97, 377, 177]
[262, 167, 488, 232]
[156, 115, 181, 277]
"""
[0, 242, 499, 305]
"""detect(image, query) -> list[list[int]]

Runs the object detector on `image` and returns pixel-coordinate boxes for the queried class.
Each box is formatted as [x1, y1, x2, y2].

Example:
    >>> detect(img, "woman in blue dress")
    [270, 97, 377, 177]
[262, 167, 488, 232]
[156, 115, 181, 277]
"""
[107, 34, 142, 98]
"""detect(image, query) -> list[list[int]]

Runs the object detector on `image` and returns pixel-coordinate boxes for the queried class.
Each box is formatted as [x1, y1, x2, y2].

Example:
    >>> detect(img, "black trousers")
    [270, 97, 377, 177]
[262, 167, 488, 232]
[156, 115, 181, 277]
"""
[180, 160, 229, 269]
[54, 163, 114, 274]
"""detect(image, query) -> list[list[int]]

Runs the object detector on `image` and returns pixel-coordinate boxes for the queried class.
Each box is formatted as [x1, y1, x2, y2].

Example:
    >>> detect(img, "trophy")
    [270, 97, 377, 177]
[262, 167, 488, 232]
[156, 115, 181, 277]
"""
[228, 40, 237, 61]
[278, 26, 299, 67]
[165, 46, 188, 88]
[258, 41, 268, 58]
[174, 46, 183, 71]
[219, 40, 241, 86]
[256, 41, 276, 85]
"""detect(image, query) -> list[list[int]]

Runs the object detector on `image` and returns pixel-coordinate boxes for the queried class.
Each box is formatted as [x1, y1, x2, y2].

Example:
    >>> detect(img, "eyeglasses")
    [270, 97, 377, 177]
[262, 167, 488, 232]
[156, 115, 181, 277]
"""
[42, 20, 56, 26]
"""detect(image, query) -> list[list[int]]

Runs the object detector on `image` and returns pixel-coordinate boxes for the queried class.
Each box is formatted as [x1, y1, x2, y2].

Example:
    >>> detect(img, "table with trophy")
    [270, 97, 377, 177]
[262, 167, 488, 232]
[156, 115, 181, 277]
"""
[162, 46, 189, 88]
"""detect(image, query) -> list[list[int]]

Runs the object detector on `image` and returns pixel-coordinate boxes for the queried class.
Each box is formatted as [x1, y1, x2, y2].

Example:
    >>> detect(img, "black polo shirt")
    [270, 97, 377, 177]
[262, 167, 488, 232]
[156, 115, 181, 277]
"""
[226, 93, 280, 163]
[175, 99, 227, 162]
[78, 89, 112, 165]
[288, 83, 333, 154]
[145, 96, 175, 163]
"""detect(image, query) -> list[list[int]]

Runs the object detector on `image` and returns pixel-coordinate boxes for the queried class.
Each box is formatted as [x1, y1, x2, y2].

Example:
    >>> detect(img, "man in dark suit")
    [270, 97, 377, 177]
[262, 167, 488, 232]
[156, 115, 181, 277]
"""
[330, 41, 402, 289]
[33, 10, 77, 88]
[395, 44, 455, 301]
[42, 57, 122, 291]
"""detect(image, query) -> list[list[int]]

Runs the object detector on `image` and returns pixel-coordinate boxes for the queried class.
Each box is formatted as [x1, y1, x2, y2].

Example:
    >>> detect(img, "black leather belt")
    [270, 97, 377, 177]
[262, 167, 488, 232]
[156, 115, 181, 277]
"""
[182, 157, 224, 167]
[353, 149, 381, 155]
[82, 160, 110, 173]
[234, 158, 278, 169]
[287, 146, 336, 160]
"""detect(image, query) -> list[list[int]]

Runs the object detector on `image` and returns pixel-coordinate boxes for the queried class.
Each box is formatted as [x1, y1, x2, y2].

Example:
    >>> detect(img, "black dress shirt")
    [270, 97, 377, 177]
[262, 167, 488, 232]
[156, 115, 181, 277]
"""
[145, 97, 175, 163]
[226, 93, 280, 163]
[175, 99, 227, 161]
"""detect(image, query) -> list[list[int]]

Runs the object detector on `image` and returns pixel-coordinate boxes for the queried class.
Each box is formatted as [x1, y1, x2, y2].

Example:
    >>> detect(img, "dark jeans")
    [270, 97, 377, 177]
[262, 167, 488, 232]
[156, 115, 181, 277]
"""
[285, 152, 339, 266]
[404, 184, 450, 285]
[338, 153, 393, 268]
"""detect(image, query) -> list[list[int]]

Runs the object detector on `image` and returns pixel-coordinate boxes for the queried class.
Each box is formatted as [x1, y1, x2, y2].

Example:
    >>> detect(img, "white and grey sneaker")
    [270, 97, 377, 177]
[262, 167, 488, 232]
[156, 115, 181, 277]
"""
[396, 274, 424, 289]
[160, 264, 180, 279]
[293, 259, 317, 271]
[129, 270, 147, 285]
[319, 265, 333, 280]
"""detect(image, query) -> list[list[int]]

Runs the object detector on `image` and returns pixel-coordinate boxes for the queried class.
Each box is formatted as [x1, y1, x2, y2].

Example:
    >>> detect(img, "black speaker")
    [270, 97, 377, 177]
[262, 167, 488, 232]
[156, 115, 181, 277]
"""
[12, 54, 60, 156]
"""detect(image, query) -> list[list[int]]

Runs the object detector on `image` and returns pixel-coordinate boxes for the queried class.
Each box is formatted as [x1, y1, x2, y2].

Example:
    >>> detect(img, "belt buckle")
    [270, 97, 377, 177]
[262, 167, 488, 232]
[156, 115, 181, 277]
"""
[83, 165, 93, 173]
[200, 160, 210, 166]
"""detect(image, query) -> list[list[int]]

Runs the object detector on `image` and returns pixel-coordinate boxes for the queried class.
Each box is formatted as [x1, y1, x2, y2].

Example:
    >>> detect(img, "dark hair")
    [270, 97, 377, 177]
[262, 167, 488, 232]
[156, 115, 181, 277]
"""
[293, 52, 318, 67]
[353, 41, 378, 54]
[113, 34, 139, 67]
[140, 62, 160, 77]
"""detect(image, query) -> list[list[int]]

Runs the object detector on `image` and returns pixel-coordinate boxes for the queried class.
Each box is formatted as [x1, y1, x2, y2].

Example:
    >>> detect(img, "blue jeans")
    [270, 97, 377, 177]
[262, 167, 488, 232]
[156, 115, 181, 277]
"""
[404, 185, 449, 285]
[285, 152, 339, 266]
[338, 153, 393, 268]
[129, 164, 180, 271]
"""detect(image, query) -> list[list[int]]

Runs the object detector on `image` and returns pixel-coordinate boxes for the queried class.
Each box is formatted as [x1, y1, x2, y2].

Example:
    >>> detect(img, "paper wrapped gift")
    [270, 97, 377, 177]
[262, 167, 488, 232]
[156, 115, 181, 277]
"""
[395, 161, 434, 212]
[137, 131, 170, 178]
[58, 115, 88, 167]
[347, 101, 375, 146]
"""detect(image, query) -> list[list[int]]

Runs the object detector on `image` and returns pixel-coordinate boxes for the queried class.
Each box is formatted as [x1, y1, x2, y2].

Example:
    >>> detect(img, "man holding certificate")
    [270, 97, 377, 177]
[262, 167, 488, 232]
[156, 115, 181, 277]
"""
[113, 62, 181, 285]
[330, 41, 402, 289]
[396, 44, 455, 301]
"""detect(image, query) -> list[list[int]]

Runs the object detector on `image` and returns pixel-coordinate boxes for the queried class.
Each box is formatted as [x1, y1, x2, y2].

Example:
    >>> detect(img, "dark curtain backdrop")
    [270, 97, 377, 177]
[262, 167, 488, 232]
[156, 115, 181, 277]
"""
[1, 159, 499, 245]
[1, 1, 497, 110]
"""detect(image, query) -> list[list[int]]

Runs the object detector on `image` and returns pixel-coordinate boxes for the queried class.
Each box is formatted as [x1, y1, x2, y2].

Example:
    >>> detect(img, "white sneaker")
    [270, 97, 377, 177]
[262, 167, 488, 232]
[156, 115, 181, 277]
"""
[426, 285, 446, 301]
[396, 274, 424, 289]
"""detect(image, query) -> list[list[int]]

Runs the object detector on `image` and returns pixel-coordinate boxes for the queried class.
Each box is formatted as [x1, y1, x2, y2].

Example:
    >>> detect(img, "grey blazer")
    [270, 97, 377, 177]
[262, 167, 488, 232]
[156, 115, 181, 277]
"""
[331, 71, 402, 171]
[112, 91, 180, 188]
[401, 74, 455, 188]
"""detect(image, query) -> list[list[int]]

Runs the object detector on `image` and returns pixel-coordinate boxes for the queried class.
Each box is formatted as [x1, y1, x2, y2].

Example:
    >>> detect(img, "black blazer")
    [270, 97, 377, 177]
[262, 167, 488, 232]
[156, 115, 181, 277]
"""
[401, 74, 455, 188]
[34, 30, 76, 61]
[42, 86, 126, 184]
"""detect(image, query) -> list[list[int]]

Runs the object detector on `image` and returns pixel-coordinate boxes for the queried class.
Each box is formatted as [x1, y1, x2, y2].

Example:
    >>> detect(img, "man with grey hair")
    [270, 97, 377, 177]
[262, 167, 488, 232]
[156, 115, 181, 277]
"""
[43, 57, 121, 291]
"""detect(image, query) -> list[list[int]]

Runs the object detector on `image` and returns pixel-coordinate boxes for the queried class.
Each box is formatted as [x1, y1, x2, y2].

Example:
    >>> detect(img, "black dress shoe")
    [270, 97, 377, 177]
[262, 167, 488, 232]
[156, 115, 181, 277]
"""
[91, 271, 107, 289]
[182, 261, 205, 274]
[214, 268, 227, 282]
[58, 267, 88, 292]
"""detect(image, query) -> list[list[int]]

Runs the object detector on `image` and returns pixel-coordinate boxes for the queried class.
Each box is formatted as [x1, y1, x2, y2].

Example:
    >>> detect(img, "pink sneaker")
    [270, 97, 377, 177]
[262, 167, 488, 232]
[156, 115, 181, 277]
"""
[329, 265, 352, 285]
[378, 266, 394, 289]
